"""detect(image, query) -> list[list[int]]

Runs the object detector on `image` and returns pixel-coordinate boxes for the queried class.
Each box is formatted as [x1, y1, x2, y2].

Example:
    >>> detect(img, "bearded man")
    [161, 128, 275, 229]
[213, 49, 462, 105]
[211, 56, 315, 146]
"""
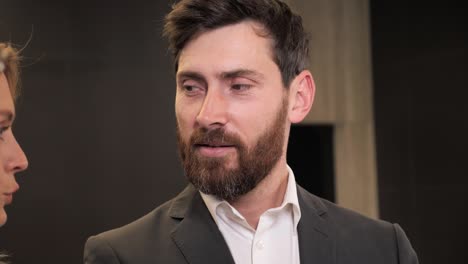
[84, 0, 418, 263]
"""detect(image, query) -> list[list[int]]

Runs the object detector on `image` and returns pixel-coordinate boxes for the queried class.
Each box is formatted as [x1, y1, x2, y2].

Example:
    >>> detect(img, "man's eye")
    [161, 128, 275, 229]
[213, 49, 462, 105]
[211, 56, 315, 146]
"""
[183, 85, 194, 91]
[231, 84, 252, 91]
[183, 85, 198, 92]
[181, 84, 205, 96]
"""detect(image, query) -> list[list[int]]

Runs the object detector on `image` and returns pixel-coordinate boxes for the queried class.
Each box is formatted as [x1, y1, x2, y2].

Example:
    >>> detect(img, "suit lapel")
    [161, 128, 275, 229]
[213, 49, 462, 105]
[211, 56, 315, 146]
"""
[170, 185, 235, 264]
[169, 184, 335, 264]
[297, 185, 336, 264]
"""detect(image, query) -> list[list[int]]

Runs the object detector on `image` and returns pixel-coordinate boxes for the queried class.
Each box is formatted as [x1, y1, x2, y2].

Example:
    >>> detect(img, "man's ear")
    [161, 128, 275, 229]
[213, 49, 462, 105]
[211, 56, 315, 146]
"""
[288, 70, 316, 123]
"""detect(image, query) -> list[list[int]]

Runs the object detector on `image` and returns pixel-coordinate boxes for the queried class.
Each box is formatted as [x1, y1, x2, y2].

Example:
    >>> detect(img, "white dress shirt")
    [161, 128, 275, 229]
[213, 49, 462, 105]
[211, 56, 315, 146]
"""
[200, 165, 301, 264]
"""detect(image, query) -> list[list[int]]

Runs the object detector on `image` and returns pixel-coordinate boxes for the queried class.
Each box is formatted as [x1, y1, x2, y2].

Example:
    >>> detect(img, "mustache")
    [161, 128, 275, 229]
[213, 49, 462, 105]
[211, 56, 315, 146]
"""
[190, 128, 242, 147]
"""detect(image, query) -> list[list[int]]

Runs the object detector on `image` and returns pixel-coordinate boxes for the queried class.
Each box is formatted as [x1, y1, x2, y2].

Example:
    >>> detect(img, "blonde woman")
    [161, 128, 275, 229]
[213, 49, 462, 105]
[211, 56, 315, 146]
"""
[0, 43, 29, 263]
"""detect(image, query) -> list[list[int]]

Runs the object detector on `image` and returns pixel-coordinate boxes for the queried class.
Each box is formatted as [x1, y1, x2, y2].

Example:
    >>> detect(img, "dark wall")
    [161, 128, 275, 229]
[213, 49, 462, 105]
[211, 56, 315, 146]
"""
[0, 2, 337, 263]
[4, 0, 466, 263]
[371, 1, 468, 263]
[0, 1, 187, 263]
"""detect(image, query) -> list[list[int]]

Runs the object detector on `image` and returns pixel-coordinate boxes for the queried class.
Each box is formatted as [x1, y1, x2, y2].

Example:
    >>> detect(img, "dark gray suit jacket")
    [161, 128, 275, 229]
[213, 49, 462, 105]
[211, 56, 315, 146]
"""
[84, 184, 418, 264]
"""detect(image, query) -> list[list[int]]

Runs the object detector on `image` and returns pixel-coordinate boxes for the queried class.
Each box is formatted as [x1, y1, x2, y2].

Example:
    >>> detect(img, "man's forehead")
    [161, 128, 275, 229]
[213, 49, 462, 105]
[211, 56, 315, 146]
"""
[181, 21, 273, 55]
[177, 21, 277, 76]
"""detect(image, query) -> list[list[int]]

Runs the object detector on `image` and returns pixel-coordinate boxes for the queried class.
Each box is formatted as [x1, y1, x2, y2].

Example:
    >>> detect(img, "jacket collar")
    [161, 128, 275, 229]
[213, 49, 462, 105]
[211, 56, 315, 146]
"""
[169, 185, 235, 264]
[168, 184, 335, 264]
[297, 185, 336, 264]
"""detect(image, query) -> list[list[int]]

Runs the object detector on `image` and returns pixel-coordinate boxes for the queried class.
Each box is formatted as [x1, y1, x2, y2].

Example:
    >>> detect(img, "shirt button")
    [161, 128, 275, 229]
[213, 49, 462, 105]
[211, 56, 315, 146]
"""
[256, 240, 265, 250]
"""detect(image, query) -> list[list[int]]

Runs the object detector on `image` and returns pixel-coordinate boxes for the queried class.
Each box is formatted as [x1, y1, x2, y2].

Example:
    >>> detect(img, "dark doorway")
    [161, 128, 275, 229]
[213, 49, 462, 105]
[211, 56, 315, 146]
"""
[287, 125, 335, 202]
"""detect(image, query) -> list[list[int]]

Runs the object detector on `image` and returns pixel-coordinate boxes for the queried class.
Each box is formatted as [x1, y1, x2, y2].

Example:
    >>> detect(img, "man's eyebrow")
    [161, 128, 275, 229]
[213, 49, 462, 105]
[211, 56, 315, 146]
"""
[220, 69, 264, 81]
[176, 71, 207, 84]
[0, 110, 13, 122]
[176, 69, 264, 85]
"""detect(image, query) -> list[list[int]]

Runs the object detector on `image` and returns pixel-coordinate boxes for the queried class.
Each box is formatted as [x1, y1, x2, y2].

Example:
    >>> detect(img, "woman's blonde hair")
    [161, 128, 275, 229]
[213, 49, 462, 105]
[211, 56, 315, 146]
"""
[0, 42, 20, 100]
[0, 43, 19, 263]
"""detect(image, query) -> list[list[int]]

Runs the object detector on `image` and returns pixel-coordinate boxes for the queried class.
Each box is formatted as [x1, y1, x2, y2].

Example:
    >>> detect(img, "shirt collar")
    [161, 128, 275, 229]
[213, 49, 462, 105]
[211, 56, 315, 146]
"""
[200, 165, 302, 229]
[283, 165, 302, 229]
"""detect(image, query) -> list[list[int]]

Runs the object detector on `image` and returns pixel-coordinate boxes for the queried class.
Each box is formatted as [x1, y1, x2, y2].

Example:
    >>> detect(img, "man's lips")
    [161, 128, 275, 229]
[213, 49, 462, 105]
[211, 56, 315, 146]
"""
[194, 143, 235, 148]
[194, 144, 236, 157]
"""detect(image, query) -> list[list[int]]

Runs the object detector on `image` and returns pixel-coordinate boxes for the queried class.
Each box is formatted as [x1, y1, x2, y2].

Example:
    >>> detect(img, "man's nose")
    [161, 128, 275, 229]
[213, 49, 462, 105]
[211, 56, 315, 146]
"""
[195, 88, 228, 128]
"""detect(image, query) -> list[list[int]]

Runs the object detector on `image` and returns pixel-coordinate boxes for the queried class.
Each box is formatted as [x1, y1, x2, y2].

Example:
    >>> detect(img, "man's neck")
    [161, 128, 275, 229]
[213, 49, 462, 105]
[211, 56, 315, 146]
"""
[229, 159, 289, 229]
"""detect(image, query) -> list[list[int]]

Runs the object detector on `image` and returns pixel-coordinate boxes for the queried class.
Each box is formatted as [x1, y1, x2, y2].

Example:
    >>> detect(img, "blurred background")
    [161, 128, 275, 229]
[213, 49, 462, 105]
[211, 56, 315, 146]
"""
[0, 0, 467, 263]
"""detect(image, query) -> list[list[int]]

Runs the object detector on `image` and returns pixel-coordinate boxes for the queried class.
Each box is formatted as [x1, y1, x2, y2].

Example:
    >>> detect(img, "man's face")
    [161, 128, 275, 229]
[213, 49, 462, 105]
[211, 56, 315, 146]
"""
[0, 73, 28, 226]
[175, 21, 289, 201]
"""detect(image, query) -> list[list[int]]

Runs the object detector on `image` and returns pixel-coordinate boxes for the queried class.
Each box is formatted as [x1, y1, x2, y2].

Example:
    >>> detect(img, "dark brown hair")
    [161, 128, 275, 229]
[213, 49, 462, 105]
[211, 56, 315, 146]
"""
[163, 0, 309, 87]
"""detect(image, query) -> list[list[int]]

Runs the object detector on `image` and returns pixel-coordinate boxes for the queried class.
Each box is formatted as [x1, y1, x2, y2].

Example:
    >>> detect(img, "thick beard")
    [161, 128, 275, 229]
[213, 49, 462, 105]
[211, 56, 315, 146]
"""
[177, 97, 288, 202]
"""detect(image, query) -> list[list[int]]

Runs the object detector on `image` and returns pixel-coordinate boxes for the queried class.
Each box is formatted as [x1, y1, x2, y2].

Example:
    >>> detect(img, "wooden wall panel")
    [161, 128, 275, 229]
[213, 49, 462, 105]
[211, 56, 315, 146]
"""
[288, 0, 378, 218]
